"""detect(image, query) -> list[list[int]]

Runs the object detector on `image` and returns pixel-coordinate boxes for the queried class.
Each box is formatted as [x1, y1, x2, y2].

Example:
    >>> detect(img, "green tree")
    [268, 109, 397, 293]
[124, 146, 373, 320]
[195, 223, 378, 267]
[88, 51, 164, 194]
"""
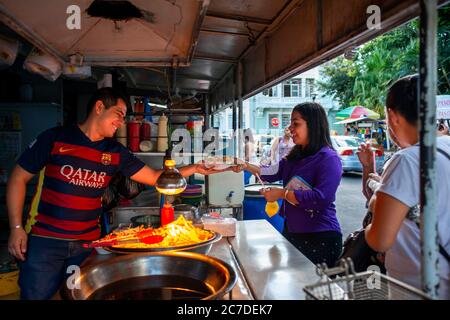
[316, 56, 356, 108]
[438, 7, 450, 94]
[317, 6, 449, 117]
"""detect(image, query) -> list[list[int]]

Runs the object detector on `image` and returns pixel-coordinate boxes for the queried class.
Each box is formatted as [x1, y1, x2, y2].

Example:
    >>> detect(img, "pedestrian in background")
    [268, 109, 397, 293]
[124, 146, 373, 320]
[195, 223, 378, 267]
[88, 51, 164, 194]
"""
[270, 126, 295, 164]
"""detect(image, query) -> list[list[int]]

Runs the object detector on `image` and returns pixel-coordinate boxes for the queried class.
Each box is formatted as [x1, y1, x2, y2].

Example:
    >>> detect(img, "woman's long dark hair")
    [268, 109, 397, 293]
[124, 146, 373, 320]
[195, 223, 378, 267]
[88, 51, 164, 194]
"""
[286, 102, 334, 161]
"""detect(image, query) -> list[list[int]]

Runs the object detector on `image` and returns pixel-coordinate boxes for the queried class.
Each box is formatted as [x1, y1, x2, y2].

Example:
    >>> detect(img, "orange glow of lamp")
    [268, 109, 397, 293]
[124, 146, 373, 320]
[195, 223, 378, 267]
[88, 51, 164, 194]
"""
[155, 150, 187, 195]
[156, 150, 187, 225]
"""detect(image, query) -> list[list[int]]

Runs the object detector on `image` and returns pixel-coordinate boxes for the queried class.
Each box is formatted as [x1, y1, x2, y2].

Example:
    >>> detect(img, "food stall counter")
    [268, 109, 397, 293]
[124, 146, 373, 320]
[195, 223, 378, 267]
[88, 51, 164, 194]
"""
[77, 220, 319, 300]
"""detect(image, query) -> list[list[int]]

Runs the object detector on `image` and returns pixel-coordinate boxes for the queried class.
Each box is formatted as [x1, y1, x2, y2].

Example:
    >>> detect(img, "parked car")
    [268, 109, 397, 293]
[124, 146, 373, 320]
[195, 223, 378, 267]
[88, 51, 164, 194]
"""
[330, 136, 384, 173]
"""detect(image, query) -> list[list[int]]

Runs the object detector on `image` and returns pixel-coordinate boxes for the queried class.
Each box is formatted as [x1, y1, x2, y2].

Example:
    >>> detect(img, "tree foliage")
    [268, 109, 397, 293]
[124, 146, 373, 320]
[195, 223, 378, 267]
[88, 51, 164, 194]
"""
[317, 6, 449, 117]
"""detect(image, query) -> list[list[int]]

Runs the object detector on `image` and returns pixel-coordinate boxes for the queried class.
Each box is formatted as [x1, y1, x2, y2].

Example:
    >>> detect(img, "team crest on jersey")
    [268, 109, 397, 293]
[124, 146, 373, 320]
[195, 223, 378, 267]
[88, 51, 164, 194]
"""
[101, 153, 112, 165]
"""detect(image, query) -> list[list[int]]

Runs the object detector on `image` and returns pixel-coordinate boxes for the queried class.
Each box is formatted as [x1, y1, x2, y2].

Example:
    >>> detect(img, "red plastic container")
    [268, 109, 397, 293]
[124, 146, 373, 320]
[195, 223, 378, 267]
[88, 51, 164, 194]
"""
[127, 120, 140, 152]
[160, 203, 174, 226]
[140, 121, 151, 141]
[134, 98, 144, 121]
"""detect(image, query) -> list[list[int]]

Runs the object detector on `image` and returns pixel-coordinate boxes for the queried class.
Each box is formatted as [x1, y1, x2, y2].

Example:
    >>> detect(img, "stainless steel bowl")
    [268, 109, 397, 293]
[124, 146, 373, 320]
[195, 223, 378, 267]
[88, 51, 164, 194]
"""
[104, 231, 221, 255]
[60, 251, 237, 300]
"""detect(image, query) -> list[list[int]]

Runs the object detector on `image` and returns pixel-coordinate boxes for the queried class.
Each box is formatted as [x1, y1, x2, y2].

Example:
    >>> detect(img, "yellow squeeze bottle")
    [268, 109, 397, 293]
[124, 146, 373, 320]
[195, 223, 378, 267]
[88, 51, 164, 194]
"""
[265, 201, 279, 217]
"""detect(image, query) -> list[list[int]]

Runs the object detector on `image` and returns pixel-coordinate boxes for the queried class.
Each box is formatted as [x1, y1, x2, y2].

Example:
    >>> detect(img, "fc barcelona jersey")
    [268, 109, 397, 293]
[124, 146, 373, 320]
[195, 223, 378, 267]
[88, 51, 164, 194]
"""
[17, 124, 145, 240]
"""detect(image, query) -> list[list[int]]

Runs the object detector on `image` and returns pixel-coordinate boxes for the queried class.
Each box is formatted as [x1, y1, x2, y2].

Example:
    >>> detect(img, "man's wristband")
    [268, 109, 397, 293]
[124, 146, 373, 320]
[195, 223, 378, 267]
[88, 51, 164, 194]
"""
[284, 188, 289, 200]
[11, 224, 22, 230]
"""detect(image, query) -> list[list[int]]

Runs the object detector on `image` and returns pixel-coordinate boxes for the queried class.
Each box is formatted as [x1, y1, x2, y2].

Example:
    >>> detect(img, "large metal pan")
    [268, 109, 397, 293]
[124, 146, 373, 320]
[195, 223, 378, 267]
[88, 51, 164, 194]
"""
[103, 230, 222, 255]
[60, 251, 236, 300]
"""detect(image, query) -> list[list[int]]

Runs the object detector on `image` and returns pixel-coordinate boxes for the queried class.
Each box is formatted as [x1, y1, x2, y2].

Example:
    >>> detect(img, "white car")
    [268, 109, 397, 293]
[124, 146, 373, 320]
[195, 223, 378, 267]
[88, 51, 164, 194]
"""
[330, 136, 384, 173]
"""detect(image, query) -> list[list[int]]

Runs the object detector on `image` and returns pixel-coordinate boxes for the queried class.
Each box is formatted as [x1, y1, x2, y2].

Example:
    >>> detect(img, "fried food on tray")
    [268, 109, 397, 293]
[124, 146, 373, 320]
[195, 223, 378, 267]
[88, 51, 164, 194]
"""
[96, 215, 214, 249]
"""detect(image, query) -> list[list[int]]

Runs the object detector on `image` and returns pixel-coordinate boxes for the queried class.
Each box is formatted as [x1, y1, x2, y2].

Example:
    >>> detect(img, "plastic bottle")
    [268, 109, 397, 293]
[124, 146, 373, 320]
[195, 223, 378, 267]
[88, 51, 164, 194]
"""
[127, 120, 140, 152]
[134, 98, 144, 121]
[161, 203, 174, 226]
[140, 120, 151, 141]
[157, 114, 168, 152]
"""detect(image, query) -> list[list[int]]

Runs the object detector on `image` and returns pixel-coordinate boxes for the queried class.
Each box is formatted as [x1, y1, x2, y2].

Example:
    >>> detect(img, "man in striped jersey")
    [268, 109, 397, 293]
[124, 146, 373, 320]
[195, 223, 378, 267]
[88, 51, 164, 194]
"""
[6, 87, 222, 299]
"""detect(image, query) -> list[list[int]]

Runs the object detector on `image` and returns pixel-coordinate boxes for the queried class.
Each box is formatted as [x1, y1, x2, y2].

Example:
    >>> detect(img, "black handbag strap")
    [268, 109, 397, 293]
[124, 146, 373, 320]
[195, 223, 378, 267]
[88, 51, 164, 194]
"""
[415, 222, 450, 263]
[413, 146, 450, 263]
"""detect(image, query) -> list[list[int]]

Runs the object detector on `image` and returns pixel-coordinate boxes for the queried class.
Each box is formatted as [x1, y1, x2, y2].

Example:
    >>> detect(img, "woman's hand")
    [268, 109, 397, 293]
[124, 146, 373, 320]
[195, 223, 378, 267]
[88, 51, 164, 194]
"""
[260, 187, 284, 202]
[357, 143, 374, 168]
[8, 227, 27, 261]
[228, 158, 247, 173]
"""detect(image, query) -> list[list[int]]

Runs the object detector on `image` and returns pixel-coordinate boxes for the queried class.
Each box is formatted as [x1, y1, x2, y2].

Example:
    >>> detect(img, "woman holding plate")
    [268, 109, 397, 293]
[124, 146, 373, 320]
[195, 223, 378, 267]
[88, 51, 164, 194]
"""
[234, 102, 343, 267]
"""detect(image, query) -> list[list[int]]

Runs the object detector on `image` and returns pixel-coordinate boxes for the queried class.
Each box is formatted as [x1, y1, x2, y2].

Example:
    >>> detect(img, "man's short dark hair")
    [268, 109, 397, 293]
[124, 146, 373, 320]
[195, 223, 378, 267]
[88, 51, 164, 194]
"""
[386, 74, 419, 125]
[86, 87, 129, 116]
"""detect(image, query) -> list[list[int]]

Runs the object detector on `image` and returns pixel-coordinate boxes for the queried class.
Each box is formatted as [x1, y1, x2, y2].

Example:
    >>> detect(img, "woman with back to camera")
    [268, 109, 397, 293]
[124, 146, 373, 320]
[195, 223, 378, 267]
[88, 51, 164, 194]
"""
[234, 102, 343, 267]
[363, 75, 450, 299]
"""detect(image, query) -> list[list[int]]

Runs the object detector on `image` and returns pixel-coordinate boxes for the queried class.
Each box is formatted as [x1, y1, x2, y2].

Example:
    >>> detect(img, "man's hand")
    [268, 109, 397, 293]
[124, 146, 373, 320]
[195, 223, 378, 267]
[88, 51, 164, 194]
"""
[260, 187, 283, 202]
[195, 162, 232, 175]
[357, 143, 374, 168]
[8, 227, 28, 261]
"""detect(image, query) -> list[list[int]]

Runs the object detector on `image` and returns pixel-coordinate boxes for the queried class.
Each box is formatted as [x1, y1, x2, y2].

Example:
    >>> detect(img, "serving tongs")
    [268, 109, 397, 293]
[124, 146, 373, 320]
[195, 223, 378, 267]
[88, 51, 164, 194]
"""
[83, 230, 164, 248]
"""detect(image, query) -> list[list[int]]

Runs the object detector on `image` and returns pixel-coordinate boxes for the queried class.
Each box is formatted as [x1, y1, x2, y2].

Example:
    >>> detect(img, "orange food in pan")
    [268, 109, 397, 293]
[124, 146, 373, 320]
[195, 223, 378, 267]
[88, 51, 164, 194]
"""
[98, 215, 213, 249]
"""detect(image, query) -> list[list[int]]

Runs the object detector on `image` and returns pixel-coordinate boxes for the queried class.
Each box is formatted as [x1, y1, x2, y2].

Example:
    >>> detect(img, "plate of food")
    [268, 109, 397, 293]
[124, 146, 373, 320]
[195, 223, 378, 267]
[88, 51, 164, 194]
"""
[87, 216, 221, 255]
[204, 155, 239, 170]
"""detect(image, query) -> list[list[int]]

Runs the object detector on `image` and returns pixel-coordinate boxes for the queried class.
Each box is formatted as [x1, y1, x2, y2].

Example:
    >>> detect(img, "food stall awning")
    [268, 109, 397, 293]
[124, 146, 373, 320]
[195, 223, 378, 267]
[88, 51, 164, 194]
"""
[1, 0, 449, 110]
[334, 117, 381, 125]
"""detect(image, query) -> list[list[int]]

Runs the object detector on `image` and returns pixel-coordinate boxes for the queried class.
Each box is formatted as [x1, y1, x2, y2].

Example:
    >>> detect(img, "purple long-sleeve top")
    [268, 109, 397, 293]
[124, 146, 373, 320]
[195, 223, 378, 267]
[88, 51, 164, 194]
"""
[261, 146, 342, 234]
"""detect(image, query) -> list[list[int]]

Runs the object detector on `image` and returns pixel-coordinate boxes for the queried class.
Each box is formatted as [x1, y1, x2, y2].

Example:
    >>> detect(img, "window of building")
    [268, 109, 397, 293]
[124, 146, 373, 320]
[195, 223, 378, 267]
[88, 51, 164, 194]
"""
[305, 78, 315, 98]
[262, 85, 278, 97]
[281, 114, 290, 129]
[283, 79, 301, 97]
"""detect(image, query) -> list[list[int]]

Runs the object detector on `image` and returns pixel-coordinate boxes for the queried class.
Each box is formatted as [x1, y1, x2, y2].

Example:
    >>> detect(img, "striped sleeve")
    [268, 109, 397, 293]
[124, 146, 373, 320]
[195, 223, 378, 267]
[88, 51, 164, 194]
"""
[18, 127, 57, 174]
[118, 144, 145, 177]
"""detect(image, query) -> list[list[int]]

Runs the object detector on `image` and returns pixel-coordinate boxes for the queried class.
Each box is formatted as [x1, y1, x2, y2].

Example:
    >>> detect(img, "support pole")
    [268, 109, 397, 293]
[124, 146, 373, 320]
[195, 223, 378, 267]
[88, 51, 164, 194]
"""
[237, 61, 244, 159]
[419, 0, 439, 299]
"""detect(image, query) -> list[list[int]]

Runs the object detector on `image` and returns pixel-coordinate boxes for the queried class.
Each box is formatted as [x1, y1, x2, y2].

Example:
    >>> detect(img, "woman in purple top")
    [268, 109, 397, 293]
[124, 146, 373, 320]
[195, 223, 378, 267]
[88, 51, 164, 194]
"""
[236, 102, 343, 266]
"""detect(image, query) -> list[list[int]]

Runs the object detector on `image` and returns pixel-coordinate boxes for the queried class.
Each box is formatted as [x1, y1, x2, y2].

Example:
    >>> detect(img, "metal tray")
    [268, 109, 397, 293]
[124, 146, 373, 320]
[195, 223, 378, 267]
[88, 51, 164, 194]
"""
[103, 231, 222, 255]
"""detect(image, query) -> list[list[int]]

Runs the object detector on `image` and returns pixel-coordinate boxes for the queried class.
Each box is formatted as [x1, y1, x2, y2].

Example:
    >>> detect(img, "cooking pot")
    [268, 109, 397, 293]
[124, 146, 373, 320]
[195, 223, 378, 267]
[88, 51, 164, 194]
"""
[60, 251, 236, 300]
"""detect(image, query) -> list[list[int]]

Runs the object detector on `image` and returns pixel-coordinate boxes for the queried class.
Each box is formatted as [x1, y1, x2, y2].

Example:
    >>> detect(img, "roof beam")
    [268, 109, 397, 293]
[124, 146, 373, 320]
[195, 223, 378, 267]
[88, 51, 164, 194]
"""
[205, 11, 272, 25]
[200, 27, 250, 37]
[194, 54, 237, 64]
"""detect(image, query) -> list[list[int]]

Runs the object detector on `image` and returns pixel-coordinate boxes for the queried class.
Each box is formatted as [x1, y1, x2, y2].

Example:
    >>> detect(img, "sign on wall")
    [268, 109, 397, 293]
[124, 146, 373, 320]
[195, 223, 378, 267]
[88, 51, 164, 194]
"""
[437, 95, 450, 119]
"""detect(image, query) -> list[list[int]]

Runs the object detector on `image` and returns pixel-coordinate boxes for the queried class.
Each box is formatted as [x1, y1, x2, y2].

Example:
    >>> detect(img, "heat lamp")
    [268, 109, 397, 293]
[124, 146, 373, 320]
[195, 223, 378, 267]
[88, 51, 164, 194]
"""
[155, 149, 187, 225]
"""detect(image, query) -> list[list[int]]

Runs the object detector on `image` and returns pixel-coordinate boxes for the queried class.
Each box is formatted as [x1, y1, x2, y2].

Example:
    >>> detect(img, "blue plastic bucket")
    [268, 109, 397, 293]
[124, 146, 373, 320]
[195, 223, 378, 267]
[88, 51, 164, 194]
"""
[243, 184, 285, 233]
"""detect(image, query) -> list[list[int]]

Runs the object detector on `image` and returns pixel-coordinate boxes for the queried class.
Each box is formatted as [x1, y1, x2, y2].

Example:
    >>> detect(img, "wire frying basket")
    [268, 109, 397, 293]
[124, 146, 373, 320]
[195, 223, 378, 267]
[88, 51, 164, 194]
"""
[303, 258, 431, 300]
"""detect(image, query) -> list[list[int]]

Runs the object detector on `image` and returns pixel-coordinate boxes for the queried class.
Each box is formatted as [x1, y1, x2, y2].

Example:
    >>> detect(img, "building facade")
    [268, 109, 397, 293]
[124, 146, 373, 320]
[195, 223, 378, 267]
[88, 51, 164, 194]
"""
[212, 66, 342, 139]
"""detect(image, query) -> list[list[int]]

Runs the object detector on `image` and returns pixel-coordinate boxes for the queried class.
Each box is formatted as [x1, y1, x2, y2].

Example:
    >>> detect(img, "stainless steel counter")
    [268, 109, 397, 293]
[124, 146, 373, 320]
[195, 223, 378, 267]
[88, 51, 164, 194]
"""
[228, 220, 320, 300]
[80, 219, 319, 300]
